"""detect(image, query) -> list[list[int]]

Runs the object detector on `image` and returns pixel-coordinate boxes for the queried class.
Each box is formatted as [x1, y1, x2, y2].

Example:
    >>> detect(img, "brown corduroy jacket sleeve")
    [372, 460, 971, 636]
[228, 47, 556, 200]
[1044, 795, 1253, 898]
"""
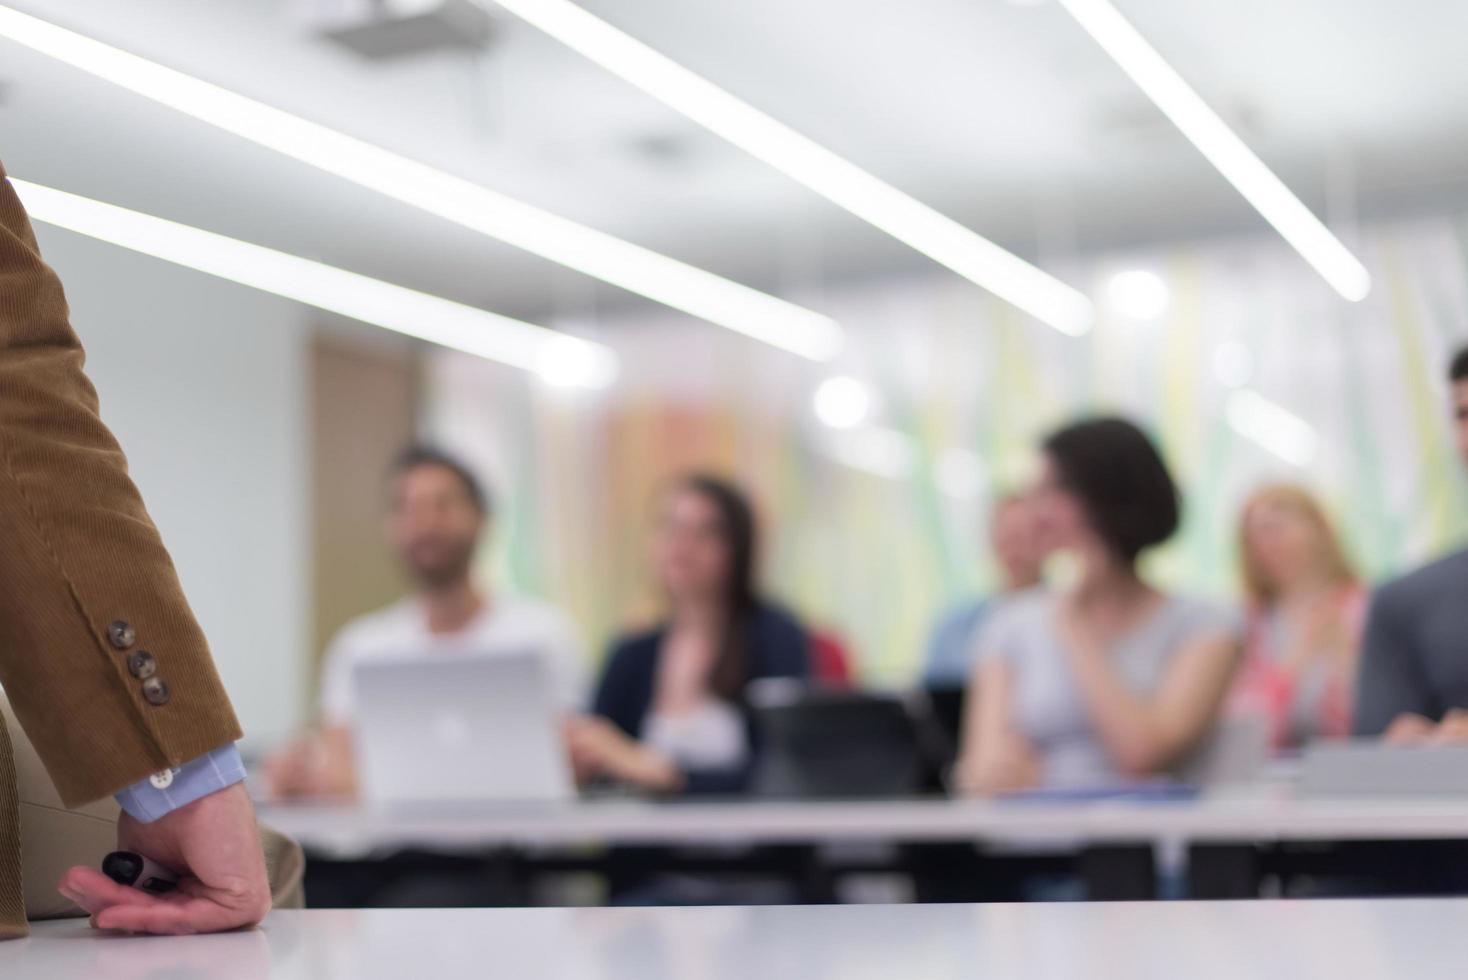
[0, 164, 241, 807]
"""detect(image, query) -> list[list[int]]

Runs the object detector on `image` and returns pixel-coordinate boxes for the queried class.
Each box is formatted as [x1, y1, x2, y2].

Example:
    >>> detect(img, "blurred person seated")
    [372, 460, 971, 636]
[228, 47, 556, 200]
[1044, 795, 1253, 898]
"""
[1229, 485, 1365, 750]
[267, 446, 586, 799]
[954, 418, 1240, 794]
[569, 474, 810, 795]
[922, 492, 1047, 688]
[1355, 345, 1468, 743]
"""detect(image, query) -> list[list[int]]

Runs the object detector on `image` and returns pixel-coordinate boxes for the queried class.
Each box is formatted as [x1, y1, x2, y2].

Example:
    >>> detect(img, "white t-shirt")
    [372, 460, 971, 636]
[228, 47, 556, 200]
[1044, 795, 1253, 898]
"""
[977, 588, 1236, 787]
[318, 594, 588, 726]
[643, 701, 748, 772]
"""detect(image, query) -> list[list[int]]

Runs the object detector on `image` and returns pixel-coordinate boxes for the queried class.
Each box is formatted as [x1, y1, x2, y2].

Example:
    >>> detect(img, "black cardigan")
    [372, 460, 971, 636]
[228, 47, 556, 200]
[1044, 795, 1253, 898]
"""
[591, 603, 811, 795]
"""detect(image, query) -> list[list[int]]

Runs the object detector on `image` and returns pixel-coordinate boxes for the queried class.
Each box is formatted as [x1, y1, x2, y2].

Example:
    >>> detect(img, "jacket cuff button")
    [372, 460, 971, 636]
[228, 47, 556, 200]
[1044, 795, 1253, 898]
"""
[141, 677, 170, 706]
[108, 620, 136, 650]
[127, 651, 158, 680]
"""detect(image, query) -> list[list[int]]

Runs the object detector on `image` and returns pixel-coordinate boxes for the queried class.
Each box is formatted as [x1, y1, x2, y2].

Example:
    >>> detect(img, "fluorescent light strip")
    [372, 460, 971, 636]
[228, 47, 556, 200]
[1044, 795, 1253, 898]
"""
[823, 425, 919, 480]
[1056, 0, 1371, 301]
[0, 5, 840, 361]
[934, 447, 989, 499]
[12, 178, 619, 388]
[1226, 388, 1319, 467]
[488, 0, 1094, 336]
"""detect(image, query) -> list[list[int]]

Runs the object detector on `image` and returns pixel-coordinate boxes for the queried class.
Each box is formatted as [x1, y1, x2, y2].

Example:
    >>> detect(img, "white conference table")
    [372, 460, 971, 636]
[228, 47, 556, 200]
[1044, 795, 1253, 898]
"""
[256, 792, 1468, 859]
[9, 900, 1468, 979]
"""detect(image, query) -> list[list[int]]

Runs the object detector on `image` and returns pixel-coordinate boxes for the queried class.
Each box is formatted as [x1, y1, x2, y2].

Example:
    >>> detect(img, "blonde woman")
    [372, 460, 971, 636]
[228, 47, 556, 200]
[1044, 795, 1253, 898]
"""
[1232, 485, 1365, 750]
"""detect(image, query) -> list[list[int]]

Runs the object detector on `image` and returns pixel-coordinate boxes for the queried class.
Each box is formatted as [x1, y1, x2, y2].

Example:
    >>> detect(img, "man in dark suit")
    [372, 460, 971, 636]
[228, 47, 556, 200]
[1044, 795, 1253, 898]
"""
[1353, 344, 1468, 739]
[0, 164, 270, 938]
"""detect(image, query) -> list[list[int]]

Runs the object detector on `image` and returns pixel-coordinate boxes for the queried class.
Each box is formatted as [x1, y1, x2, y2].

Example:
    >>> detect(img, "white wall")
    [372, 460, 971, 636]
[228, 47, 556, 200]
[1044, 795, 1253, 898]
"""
[31, 224, 311, 748]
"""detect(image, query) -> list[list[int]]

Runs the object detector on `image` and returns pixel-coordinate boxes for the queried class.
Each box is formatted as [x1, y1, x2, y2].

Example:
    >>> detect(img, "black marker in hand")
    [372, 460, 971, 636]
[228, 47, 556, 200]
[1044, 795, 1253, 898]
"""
[102, 851, 179, 894]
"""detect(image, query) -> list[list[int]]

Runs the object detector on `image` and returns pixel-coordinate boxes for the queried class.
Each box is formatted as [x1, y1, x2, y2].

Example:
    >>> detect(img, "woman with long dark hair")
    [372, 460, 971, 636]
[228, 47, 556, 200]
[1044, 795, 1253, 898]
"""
[569, 474, 810, 794]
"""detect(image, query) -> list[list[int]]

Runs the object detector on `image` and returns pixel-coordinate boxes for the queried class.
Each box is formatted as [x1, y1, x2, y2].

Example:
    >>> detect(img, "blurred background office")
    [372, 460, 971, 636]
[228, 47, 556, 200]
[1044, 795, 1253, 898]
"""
[4, 0, 1468, 906]
[5, 0, 1463, 748]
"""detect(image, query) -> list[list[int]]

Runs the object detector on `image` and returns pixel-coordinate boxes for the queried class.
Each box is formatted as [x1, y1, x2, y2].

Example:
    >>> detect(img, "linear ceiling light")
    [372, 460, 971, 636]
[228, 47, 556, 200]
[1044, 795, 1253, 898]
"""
[822, 425, 919, 480]
[1226, 388, 1319, 467]
[0, 6, 840, 361]
[12, 178, 620, 388]
[487, 0, 1094, 336]
[1056, 0, 1371, 301]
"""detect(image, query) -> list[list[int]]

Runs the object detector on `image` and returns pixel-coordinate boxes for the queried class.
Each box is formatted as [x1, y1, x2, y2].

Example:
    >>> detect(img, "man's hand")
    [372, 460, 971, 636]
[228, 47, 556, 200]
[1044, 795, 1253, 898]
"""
[1383, 712, 1436, 744]
[57, 782, 271, 935]
[1382, 710, 1468, 746]
[1430, 708, 1468, 744]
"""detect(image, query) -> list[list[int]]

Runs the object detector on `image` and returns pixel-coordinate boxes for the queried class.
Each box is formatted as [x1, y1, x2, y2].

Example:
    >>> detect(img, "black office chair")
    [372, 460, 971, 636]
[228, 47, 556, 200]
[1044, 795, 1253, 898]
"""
[911, 686, 968, 793]
[748, 685, 928, 799]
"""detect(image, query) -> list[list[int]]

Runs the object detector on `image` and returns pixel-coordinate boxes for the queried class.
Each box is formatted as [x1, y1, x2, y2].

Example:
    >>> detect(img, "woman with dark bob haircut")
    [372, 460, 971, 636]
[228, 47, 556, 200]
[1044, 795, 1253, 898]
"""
[956, 417, 1240, 793]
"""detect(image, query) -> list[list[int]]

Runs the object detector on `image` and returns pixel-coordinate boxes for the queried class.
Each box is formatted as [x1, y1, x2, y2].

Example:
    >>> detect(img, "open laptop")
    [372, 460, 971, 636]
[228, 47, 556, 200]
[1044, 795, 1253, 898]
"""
[1301, 740, 1468, 798]
[353, 649, 574, 807]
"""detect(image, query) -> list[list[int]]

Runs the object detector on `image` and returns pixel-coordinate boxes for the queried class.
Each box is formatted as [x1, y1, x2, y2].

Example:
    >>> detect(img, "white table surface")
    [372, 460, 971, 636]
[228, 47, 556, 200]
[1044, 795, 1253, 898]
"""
[255, 793, 1468, 858]
[9, 900, 1468, 979]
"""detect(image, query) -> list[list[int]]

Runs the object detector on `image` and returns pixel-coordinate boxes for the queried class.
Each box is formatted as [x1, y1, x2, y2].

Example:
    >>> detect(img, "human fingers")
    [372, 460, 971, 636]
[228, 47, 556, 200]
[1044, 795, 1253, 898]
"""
[58, 866, 166, 918]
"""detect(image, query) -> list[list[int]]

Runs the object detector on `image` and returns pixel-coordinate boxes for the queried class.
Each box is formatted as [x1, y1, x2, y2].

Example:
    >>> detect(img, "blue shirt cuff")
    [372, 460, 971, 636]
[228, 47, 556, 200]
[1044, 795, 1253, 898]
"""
[114, 745, 247, 823]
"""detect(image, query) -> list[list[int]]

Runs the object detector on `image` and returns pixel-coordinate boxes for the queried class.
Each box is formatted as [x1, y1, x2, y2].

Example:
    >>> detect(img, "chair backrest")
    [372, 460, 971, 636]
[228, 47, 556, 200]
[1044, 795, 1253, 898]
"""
[807, 631, 855, 689]
[911, 686, 969, 792]
[748, 688, 925, 799]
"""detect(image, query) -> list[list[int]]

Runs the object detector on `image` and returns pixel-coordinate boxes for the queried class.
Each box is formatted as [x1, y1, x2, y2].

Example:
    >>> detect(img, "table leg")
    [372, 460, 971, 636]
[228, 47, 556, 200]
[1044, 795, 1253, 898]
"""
[1079, 845, 1156, 901]
[1188, 844, 1261, 899]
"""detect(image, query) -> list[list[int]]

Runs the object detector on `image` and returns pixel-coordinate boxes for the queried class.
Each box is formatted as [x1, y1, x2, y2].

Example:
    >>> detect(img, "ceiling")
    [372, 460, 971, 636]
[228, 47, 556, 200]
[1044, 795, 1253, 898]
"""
[3, 0, 1467, 329]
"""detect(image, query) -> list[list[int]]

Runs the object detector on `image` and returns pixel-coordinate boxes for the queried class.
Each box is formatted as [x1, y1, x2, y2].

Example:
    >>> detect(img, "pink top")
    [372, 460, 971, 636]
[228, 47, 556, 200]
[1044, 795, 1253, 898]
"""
[1229, 585, 1367, 751]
